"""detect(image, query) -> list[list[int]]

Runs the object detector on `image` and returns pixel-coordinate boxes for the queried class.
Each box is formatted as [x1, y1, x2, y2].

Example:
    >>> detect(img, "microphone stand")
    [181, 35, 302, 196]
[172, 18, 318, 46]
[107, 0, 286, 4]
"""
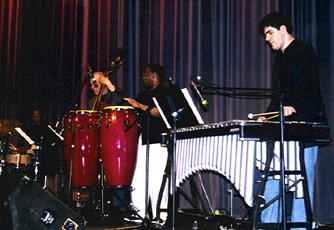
[190, 78, 271, 100]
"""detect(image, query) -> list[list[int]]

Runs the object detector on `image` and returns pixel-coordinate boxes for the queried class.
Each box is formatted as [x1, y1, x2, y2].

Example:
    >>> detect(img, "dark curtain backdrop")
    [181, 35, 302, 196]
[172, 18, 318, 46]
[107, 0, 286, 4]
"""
[1, 0, 334, 224]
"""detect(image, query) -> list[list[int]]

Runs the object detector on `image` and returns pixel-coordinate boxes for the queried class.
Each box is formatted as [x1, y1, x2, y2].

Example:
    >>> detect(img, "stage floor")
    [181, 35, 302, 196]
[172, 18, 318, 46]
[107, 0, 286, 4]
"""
[75, 206, 334, 230]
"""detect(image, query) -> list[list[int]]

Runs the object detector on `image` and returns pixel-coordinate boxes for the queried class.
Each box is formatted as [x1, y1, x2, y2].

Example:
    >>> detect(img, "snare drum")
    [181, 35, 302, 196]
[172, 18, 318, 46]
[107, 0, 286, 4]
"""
[63, 110, 101, 187]
[99, 106, 138, 186]
[6, 153, 33, 165]
[3, 151, 34, 176]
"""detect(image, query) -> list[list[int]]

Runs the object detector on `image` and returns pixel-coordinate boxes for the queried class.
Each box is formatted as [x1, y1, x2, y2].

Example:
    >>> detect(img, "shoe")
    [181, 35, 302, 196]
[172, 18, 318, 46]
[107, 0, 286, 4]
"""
[124, 217, 142, 223]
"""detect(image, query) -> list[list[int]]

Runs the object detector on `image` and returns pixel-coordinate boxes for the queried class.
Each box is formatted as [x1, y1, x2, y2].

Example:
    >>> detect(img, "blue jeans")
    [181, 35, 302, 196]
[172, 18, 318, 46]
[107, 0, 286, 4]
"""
[261, 146, 318, 230]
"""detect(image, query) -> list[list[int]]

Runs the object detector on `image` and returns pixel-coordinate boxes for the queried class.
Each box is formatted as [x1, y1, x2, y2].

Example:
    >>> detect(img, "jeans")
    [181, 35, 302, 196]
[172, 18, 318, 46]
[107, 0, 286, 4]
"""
[261, 146, 318, 230]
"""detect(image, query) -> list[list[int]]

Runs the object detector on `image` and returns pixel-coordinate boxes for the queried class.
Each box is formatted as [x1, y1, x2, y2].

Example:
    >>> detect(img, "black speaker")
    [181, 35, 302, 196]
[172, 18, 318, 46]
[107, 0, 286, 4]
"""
[0, 174, 87, 230]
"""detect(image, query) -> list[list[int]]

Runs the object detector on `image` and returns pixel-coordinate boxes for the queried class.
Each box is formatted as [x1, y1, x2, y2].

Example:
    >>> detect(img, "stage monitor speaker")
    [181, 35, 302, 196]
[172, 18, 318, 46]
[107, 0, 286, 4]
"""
[0, 174, 87, 230]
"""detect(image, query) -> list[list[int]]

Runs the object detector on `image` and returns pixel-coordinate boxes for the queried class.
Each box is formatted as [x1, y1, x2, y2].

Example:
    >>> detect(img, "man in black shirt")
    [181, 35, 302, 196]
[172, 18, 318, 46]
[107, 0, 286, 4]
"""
[257, 11, 328, 227]
[125, 64, 170, 223]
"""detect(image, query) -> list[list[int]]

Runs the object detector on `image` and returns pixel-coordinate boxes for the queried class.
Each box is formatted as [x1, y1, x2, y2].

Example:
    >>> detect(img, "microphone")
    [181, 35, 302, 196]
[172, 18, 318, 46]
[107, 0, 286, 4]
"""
[190, 81, 209, 112]
[87, 67, 98, 87]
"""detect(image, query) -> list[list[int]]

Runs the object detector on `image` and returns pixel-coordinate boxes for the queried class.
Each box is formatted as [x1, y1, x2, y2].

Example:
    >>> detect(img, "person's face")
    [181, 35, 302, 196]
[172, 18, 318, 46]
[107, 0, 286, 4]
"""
[90, 73, 102, 95]
[33, 111, 42, 124]
[142, 67, 155, 89]
[263, 26, 285, 52]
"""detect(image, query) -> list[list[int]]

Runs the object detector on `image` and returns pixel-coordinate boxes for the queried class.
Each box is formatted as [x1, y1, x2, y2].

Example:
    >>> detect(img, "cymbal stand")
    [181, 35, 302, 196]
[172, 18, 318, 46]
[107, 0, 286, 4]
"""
[67, 103, 78, 207]
[34, 136, 43, 182]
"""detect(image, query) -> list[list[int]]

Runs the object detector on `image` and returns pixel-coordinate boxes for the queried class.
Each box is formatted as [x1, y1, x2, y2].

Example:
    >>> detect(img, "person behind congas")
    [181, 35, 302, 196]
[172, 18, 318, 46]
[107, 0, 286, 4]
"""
[87, 71, 125, 110]
[124, 64, 171, 224]
[24, 109, 61, 185]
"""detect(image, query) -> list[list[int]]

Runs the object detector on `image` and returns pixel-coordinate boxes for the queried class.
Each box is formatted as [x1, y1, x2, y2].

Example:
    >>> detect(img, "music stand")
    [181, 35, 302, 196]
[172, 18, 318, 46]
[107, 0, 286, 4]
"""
[153, 82, 203, 229]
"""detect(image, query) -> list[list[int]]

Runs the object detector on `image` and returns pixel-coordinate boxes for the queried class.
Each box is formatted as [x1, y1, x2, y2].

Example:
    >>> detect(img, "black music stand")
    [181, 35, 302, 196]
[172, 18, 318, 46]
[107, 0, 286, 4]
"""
[153, 81, 202, 229]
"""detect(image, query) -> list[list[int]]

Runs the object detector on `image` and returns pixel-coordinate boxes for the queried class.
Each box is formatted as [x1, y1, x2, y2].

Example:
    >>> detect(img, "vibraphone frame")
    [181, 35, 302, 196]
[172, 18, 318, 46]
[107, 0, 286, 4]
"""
[159, 120, 330, 229]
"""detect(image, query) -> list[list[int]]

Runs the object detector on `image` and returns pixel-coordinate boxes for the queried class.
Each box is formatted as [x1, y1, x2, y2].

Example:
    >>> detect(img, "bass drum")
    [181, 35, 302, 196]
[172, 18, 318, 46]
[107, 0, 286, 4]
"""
[63, 110, 100, 187]
[99, 106, 138, 186]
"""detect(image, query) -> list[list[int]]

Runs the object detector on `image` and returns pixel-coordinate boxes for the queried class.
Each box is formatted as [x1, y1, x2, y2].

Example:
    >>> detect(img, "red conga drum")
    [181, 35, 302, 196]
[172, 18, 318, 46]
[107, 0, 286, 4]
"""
[99, 106, 138, 186]
[63, 110, 100, 187]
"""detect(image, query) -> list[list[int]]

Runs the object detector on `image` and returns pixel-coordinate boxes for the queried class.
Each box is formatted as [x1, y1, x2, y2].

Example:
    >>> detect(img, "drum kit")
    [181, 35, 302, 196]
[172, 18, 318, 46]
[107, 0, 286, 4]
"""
[63, 106, 139, 221]
[0, 119, 35, 178]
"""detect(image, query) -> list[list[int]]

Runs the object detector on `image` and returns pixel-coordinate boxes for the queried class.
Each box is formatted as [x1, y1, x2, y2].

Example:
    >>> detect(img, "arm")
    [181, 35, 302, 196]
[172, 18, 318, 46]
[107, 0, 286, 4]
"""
[124, 98, 160, 117]
[99, 76, 116, 92]
[257, 106, 296, 121]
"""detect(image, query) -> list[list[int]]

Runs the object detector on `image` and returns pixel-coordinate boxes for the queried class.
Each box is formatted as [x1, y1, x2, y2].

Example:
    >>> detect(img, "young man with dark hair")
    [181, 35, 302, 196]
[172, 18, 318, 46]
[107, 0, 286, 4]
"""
[257, 11, 328, 228]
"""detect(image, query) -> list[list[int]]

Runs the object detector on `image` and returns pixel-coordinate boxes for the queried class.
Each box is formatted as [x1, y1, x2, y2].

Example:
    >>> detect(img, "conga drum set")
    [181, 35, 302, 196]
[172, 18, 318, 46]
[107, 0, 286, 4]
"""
[63, 106, 139, 220]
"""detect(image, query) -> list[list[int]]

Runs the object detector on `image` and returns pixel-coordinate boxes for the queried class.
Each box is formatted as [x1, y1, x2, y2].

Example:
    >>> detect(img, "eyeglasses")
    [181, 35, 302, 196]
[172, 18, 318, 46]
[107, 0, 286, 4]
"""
[143, 72, 153, 77]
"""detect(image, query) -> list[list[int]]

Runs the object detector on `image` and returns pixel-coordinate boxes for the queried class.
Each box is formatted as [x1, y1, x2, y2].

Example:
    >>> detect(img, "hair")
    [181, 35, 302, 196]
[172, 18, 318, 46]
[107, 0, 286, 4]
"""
[33, 108, 45, 117]
[258, 11, 293, 36]
[146, 63, 166, 81]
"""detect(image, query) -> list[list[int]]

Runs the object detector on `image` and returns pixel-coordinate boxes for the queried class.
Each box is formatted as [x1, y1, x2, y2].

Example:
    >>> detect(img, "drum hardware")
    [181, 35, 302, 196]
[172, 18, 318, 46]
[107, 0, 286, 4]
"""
[67, 108, 77, 208]
[106, 119, 111, 128]
[87, 122, 93, 131]
[33, 136, 47, 186]
[124, 118, 130, 127]
[0, 156, 4, 175]
[76, 125, 84, 131]
[14, 153, 22, 170]
[68, 123, 73, 132]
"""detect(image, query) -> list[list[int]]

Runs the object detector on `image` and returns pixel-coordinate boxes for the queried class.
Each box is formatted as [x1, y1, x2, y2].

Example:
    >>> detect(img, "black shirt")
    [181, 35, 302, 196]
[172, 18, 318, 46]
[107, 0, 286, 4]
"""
[88, 86, 125, 110]
[136, 84, 170, 144]
[267, 38, 327, 124]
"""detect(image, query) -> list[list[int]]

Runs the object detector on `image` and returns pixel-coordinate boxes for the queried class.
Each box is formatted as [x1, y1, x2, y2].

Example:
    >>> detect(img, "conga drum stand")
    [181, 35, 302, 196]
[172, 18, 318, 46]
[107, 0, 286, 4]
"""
[98, 161, 143, 223]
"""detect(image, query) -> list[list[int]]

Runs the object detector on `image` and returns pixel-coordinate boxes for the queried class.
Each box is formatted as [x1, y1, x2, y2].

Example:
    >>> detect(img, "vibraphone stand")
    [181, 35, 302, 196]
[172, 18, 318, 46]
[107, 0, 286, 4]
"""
[165, 108, 211, 229]
[156, 144, 210, 220]
[252, 102, 312, 230]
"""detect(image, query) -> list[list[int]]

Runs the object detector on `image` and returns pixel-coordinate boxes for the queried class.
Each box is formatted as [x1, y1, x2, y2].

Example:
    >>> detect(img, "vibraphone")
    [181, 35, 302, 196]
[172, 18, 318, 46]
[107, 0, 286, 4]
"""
[174, 120, 330, 207]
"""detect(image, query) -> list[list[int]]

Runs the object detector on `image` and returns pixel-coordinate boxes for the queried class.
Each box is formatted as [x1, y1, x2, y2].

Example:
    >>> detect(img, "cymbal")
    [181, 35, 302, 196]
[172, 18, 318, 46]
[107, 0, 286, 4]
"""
[0, 119, 22, 133]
